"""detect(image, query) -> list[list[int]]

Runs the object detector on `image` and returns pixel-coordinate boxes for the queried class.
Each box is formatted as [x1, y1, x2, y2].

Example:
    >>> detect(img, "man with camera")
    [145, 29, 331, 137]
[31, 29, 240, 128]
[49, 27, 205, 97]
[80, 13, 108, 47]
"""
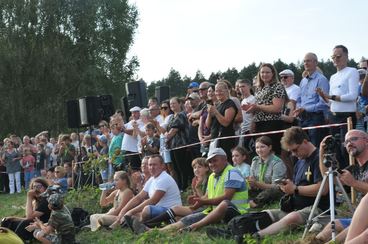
[315, 130, 368, 243]
[250, 126, 329, 239]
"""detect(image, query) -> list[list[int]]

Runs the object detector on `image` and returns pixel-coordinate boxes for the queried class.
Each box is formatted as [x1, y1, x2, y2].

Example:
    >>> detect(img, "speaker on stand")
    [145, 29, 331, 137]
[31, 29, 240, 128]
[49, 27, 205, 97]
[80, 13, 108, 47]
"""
[155, 86, 170, 103]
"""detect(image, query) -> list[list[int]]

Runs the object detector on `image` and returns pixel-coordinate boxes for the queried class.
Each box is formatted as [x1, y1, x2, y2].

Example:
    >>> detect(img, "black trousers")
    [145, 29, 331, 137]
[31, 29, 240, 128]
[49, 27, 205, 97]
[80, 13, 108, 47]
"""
[171, 148, 193, 191]
[255, 120, 284, 155]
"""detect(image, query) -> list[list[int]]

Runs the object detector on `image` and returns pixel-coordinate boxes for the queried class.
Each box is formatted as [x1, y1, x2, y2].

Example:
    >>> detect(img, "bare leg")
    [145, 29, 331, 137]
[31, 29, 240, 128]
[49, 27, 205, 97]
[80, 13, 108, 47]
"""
[258, 211, 303, 237]
[346, 194, 368, 242]
[171, 206, 193, 217]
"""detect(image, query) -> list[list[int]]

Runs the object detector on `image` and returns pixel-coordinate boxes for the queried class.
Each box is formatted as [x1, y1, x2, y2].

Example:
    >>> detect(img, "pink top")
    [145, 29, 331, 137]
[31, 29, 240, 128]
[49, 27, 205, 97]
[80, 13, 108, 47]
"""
[21, 155, 35, 172]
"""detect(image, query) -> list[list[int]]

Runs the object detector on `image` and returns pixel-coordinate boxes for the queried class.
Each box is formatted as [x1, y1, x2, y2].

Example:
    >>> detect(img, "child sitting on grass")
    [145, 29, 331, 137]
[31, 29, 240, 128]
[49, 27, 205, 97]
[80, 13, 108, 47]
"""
[231, 146, 251, 178]
[30, 193, 75, 244]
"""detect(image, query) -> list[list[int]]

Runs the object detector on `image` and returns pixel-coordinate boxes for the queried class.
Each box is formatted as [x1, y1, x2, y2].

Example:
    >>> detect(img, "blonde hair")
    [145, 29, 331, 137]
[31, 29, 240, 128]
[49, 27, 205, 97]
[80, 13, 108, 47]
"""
[54, 166, 66, 177]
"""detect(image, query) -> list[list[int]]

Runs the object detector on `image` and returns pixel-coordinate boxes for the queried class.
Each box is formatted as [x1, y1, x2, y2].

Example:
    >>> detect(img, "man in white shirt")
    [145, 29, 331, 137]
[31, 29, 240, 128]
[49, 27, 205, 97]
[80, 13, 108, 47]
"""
[121, 106, 144, 170]
[317, 45, 359, 168]
[112, 155, 181, 227]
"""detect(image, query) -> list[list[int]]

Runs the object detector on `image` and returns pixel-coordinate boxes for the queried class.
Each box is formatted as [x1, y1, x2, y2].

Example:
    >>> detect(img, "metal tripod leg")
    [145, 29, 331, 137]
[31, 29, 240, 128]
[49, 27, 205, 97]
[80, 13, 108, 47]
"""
[302, 173, 328, 239]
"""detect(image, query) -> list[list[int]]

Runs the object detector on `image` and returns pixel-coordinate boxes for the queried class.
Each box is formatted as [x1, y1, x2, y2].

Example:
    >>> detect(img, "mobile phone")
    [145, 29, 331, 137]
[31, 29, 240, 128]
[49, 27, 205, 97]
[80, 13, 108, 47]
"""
[274, 178, 287, 185]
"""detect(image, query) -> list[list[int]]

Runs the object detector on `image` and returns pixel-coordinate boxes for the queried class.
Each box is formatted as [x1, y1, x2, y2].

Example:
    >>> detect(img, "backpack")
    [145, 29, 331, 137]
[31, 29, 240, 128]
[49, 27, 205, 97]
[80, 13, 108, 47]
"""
[71, 208, 90, 230]
[228, 211, 273, 237]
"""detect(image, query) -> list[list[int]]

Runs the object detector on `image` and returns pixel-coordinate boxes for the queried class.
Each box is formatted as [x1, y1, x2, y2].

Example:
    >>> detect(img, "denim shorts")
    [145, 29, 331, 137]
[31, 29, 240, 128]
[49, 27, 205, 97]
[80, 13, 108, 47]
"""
[148, 205, 168, 218]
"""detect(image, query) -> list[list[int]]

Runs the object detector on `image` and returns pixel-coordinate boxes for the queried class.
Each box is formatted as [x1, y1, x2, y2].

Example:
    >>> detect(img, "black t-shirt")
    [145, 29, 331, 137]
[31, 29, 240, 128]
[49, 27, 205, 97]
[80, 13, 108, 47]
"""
[35, 197, 52, 223]
[210, 99, 237, 139]
[35, 151, 46, 170]
[292, 149, 329, 211]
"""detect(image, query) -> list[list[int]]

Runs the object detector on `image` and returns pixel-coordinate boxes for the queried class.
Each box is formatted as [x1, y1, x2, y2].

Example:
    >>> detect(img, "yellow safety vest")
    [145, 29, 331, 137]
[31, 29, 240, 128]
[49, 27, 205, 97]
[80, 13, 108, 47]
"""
[203, 164, 249, 215]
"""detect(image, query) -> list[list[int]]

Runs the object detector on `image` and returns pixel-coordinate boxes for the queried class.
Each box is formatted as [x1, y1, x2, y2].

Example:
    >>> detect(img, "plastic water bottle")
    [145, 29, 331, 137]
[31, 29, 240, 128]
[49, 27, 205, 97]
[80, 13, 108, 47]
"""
[99, 182, 115, 191]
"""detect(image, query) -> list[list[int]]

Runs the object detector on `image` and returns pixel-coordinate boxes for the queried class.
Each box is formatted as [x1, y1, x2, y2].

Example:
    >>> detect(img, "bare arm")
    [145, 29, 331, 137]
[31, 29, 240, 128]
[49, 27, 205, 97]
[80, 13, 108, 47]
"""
[213, 107, 236, 127]
[99, 189, 118, 207]
[126, 190, 166, 216]
[109, 189, 134, 216]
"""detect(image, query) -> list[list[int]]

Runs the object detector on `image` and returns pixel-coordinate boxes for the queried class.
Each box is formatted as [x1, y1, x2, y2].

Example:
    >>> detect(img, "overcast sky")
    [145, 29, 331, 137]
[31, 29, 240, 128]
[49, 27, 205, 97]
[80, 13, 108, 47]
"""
[128, 0, 367, 83]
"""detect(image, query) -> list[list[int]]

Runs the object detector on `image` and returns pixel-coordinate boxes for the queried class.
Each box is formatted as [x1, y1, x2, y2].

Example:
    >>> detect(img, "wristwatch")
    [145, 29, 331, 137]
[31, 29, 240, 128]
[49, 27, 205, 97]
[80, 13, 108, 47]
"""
[294, 186, 299, 195]
[331, 95, 336, 101]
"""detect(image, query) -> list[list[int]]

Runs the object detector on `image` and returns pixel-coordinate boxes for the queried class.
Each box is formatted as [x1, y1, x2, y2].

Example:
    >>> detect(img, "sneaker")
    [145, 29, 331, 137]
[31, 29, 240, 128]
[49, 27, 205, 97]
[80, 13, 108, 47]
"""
[206, 227, 232, 240]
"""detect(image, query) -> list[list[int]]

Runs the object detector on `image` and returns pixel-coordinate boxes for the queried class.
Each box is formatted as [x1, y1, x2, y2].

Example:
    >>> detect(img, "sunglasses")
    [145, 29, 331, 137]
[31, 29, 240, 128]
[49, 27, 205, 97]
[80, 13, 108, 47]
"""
[281, 76, 289, 80]
[32, 184, 43, 190]
[161, 107, 169, 110]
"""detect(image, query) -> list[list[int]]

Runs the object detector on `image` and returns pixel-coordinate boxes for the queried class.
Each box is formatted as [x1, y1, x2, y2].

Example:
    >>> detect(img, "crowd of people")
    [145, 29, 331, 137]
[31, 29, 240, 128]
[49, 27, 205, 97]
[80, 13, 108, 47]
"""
[1, 44, 368, 243]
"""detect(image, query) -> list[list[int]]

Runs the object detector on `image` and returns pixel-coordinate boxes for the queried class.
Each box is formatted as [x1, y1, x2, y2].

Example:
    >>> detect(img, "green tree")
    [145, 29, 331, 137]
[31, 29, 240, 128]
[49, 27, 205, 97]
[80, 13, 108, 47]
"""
[0, 0, 138, 138]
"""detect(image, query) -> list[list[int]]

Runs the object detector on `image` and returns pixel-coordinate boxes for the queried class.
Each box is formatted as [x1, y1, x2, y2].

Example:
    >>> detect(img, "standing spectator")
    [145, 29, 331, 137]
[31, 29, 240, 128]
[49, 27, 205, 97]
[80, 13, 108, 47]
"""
[242, 63, 287, 155]
[187, 81, 200, 96]
[166, 97, 193, 190]
[21, 149, 35, 190]
[187, 92, 202, 158]
[58, 135, 76, 165]
[279, 69, 300, 127]
[355, 69, 368, 131]
[147, 97, 159, 108]
[140, 123, 160, 157]
[293, 52, 329, 147]
[237, 79, 256, 153]
[70, 132, 80, 155]
[206, 82, 238, 162]
[18, 136, 37, 155]
[35, 144, 46, 177]
[155, 100, 173, 134]
[2, 141, 22, 193]
[108, 114, 124, 171]
[317, 45, 360, 168]
[198, 84, 217, 157]
[0, 141, 10, 193]
[121, 106, 144, 171]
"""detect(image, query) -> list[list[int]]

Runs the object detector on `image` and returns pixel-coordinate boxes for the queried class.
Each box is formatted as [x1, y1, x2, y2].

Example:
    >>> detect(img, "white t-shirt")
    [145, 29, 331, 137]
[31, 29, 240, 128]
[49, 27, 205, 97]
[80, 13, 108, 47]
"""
[329, 67, 359, 112]
[143, 171, 182, 208]
[285, 84, 301, 102]
[121, 119, 144, 152]
[155, 114, 173, 131]
[241, 95, 256, 133]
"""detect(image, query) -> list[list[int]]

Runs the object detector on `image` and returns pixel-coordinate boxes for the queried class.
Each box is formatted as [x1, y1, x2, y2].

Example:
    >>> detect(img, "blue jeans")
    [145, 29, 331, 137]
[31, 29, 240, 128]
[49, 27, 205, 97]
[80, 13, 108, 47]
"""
[300, 112, 326, 147]
[24, 171, 34, 190]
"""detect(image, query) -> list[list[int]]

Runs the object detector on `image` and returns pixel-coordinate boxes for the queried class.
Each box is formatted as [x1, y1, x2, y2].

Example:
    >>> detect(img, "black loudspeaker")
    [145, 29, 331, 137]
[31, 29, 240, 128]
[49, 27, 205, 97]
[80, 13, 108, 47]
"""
[99, 95, 114, 121]
[79, 96, 103, 126]
[155, 86, 170, 103]
[126, 80, 147, 109]
[66, 100, 80, 128]
[120, 96, 130, 123]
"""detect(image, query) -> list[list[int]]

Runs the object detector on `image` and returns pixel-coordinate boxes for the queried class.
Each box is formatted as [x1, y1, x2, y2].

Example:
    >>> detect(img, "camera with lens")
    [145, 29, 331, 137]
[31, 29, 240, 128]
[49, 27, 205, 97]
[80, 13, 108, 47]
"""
[323, 135, 340, 168]
[40, 185, 62, 198]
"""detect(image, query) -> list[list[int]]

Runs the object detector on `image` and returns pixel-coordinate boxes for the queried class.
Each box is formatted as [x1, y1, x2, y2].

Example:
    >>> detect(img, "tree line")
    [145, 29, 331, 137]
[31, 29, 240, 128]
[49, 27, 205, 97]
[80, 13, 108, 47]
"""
[147, 58, 359, 99]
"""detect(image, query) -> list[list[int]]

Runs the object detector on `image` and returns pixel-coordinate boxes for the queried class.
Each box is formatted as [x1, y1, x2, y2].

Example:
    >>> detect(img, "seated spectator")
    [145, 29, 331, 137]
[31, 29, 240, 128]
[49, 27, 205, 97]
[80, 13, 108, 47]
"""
[314, 130, 368, 243]
[231, 146, 251, 178]
[89, 171, 134, 231]
[63, 162, 73, 188]
[21, 148, 36, 190]
[150, 148, 249, 233]
[52, 166, 68, 193]
[30, 193, 75, 244]
[131, 156, 151, 194]
[248, 136, 286, 208]
[0, 178, 51, 241]
[252, 127, 329, 240]
[128, 157, 210, 229]
[109, 155, 182, 229]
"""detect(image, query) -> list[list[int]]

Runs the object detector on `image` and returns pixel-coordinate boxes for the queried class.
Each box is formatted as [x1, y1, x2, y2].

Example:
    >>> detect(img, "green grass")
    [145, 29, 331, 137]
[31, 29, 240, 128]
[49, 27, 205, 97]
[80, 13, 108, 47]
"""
[0, 189, 305, 244]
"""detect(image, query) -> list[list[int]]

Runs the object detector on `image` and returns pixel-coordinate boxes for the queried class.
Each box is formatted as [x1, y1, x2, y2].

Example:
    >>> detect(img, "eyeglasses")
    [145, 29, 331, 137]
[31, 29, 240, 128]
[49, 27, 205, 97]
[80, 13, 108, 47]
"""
[161, 107, 169, 110]
[331, 55, 343, 60]
[281, 76, 289, 80]
[288, 144, 302, 154]
[199, 87, 208, 91]
[99, 124, 106, 128]
[32, 184, 43, 190]
[343, 136, 365, 146]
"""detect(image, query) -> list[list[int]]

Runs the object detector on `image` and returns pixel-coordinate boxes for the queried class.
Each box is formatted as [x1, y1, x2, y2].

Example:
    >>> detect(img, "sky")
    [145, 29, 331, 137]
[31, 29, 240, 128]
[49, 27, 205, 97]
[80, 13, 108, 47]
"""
[128, 0, 367, 83]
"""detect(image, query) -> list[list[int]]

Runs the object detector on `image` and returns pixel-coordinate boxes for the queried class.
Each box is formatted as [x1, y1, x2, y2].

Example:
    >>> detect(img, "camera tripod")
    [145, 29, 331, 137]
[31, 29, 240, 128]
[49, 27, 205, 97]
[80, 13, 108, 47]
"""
[302, 165, 354, 241]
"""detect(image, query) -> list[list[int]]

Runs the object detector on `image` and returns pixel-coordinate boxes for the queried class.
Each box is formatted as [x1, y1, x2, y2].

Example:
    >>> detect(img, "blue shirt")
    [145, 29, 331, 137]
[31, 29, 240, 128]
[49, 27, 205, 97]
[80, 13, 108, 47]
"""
[297, 71, 329, 112]
[358, 84, 368, 110]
